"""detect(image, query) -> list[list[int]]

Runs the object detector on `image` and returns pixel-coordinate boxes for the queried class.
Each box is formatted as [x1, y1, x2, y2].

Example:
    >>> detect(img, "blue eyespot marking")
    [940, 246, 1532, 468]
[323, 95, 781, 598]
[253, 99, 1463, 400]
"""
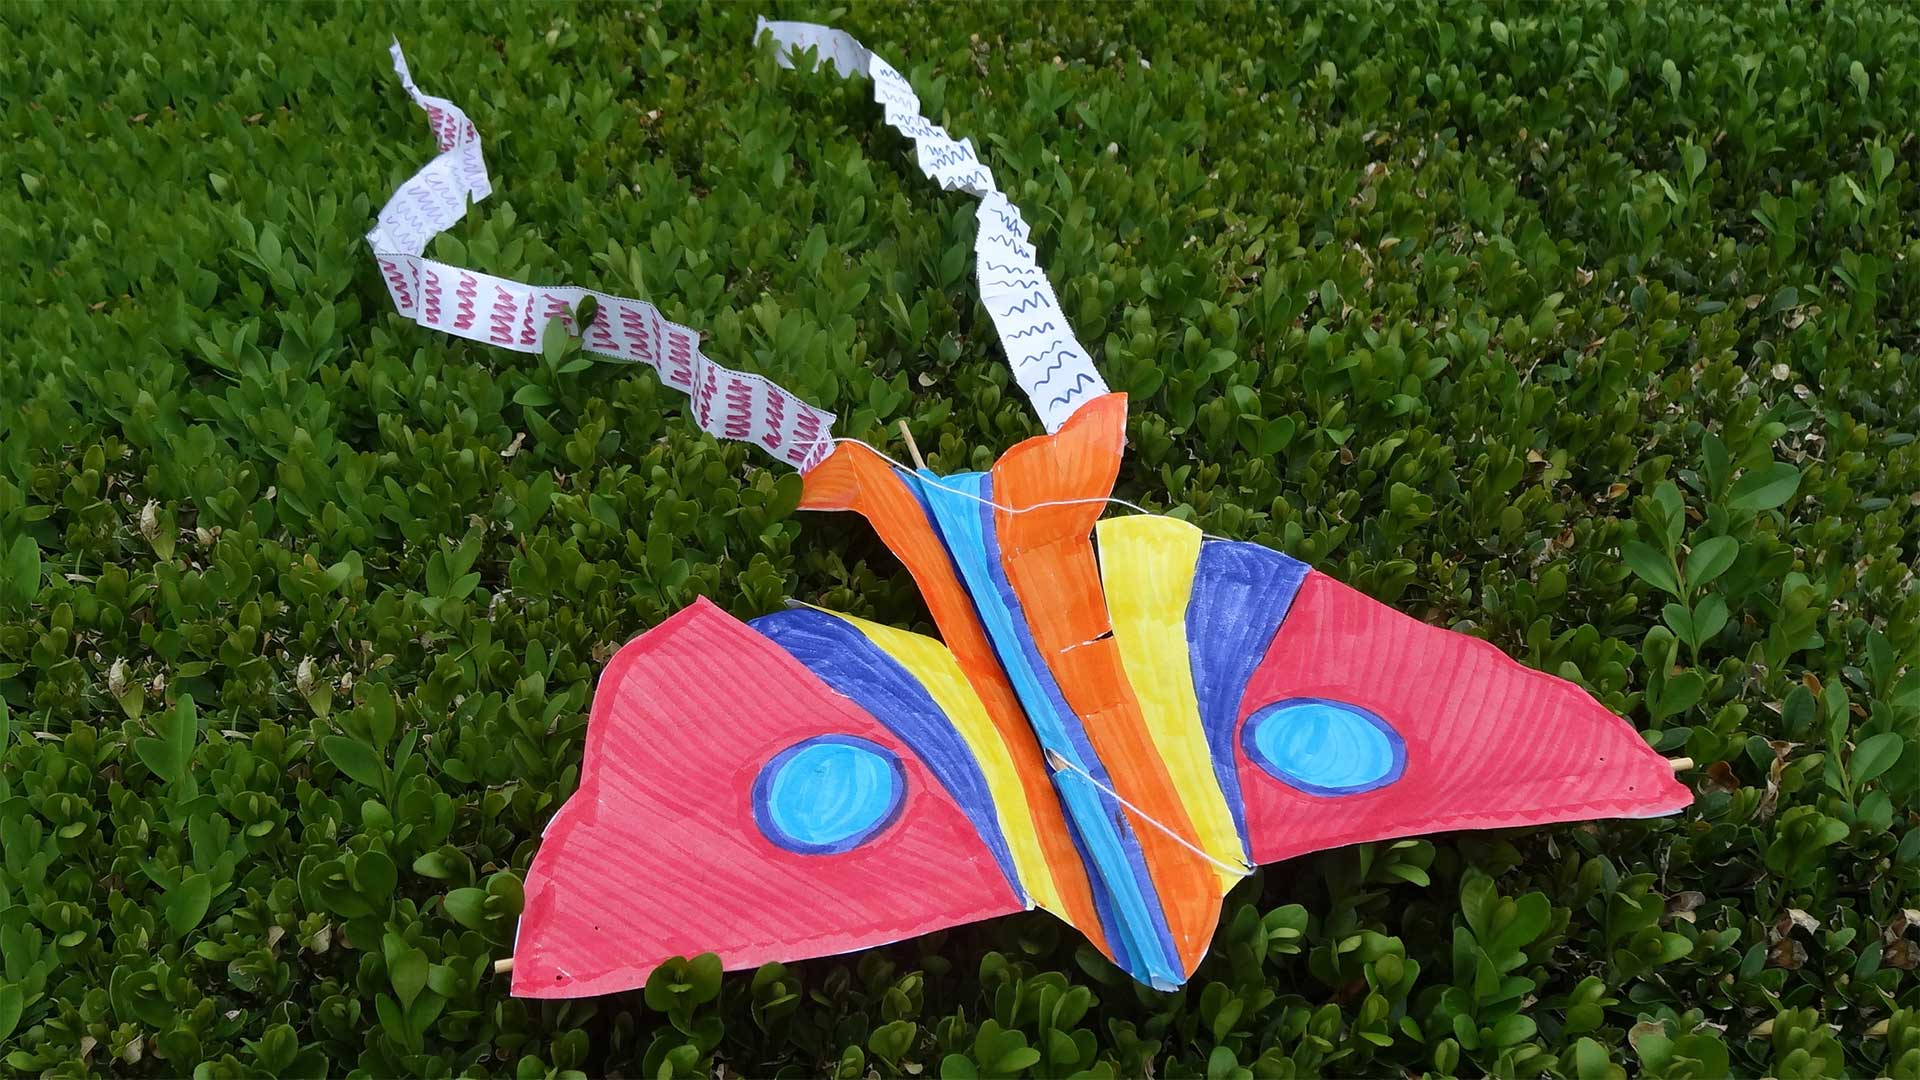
[1242, 698, 1405, 796]
[753, 735, 907, 854]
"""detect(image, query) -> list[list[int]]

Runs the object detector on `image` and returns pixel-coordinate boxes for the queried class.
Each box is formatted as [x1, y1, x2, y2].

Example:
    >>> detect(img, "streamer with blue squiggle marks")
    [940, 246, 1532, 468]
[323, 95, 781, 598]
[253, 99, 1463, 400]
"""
[757, 19, 1110, 432]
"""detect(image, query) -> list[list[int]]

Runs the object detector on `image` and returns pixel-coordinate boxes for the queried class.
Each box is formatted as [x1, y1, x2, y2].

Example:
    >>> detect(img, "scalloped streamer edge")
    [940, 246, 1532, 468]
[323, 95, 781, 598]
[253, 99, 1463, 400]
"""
[365, 39, 835, 472]
[756, 19, 1109, 432]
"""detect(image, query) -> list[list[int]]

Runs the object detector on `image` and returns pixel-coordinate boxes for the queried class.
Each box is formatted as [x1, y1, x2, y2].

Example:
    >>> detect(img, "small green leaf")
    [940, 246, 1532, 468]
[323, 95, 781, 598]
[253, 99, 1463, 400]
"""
[1386, 862, 1431, 886]
[869, 1020, 918, 1065]
[992, 1048, 1041, 1074]
[390, 947, 429, 1011]
[1653, 671, 1706, 719]
[542, 316, 572, 365]
[1692, 594, 1729, 646]
[169, 694, 198, 770]
[1663, 602, 1697, 649]
[355, 849, 398, 901]
[254, 1023, 300, 1074]
[1490, 1013, 1537, 1047]
[1683, 536, 1738, 590]
[375, 992, 414, 1052]
[1726, 462, 1801, 513]
[412, 850, 460, 880]
[1622, 541, 1681, 597]
[0, 983, 21, 1044]
[3, 536, 40, 607]
[1652, 482, 1686, 548]
[166, 872, 213, 939]
[1659, 59, 1680, 97]
[444, 887, 489, 930]
[687, 952, 723, 1005]
[1493, 892, 1551, 953]
[322, 736, 386, 791]
[1681, 142, 1707, 187]
[1852, 732, 1905, 786]
[135, 694, 200, 789]
[1460, 871, 1496, 941]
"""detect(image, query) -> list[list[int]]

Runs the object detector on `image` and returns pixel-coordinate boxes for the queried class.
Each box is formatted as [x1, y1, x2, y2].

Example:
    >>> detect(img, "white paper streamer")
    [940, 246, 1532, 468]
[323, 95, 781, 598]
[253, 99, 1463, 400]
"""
[367, 40, 835, 472]
[757, 19, 1110, 432]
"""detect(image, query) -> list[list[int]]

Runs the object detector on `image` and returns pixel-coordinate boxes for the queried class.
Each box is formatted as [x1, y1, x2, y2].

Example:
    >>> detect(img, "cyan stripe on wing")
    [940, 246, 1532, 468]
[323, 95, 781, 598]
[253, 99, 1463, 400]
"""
[915, 469, 1182, 987]
[1186, 540, 1311, 850]
[752, 606, 1024, 897]
[873, 473, 1140, 977]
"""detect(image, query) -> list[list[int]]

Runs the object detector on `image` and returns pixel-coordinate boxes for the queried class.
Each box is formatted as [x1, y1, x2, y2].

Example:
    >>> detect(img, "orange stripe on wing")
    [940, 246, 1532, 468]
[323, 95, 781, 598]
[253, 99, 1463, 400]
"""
[799, 443, 1108, 955]
[989, 394, 1222, 974]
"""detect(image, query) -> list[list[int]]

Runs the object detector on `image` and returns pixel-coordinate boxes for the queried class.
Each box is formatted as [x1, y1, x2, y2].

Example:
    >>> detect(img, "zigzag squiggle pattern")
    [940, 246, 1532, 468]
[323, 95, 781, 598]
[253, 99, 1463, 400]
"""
[365, 40, 835, 472]
[759, 19, 1109, 431]
[1047, 371, 1099, 408]
[1028, 341, 1086, 386]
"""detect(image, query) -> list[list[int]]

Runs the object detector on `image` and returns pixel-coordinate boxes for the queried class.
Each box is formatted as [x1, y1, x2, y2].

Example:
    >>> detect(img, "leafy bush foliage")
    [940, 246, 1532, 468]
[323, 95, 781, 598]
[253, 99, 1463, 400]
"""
[3, 0, 1918, 1076]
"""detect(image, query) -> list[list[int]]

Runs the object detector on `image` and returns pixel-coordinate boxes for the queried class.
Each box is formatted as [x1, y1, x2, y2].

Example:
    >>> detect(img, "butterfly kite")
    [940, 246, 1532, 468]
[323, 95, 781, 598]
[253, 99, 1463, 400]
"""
[367, 20, 1694, 997]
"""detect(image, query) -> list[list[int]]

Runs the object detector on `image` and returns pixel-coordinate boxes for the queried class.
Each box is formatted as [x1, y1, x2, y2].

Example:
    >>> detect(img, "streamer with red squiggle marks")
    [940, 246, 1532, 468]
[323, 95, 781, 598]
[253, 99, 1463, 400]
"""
[366, 40, 835, 472]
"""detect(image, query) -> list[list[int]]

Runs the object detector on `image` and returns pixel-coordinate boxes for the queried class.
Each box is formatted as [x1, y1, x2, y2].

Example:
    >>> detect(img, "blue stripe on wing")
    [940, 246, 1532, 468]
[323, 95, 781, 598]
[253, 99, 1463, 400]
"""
[1185, 540, 1311, 850]
[915, 470, 1182, 988]
[751, 607, 1026, 897]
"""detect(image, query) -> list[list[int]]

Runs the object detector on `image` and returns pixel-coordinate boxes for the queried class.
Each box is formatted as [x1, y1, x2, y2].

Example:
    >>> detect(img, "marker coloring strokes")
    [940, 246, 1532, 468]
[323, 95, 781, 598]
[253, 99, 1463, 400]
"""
[366, 21, 1693, 998]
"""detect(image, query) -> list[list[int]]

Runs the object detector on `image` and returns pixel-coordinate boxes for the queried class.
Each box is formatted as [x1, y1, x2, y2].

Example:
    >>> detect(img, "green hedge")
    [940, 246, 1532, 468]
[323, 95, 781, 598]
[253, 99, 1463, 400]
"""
[3, 0, 1918, 1076]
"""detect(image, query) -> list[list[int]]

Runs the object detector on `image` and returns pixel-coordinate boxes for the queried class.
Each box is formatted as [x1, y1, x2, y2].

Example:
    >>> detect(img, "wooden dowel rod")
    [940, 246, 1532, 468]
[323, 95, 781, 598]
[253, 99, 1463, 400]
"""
[493, 957, 514, 974]
[897, 420, 926, 471]
[1668, 757, 1694, 773]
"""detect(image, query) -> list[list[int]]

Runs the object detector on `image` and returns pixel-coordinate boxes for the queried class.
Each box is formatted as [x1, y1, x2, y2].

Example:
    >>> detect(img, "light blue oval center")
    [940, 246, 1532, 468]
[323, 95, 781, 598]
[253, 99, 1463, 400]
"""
[1243, 698, 1405, 796]
[753, 735, 906, 854]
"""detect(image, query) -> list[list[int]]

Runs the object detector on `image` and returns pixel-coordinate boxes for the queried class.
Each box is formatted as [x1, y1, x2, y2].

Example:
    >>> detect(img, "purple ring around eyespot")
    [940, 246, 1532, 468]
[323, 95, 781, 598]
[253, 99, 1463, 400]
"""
[1240, 697, 1407, 797]
[752, 734, 909, 855]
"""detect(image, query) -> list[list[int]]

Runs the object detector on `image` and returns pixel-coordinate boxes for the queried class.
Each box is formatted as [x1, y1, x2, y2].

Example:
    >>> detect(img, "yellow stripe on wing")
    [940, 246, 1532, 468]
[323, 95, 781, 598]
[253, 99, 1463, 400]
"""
[829, 610, 1069, 921]
[1095, 515, 1247, 890]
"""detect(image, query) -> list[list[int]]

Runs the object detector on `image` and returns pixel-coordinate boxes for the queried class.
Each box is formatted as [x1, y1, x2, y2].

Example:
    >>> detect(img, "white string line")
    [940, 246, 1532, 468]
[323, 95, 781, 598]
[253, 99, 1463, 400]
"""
[1045, 750, 1255, 877]
[798, 433, 1258, 878]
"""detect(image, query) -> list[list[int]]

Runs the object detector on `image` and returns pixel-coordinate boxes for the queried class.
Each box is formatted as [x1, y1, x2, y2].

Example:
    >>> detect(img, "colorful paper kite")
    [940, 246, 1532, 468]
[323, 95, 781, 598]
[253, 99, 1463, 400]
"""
[368, 22, 1693, 998]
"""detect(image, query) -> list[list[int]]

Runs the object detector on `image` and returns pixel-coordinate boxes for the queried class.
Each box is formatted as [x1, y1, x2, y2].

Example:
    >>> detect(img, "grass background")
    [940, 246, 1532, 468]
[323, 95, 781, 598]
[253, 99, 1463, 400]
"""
[2, 1, 1918, 1076]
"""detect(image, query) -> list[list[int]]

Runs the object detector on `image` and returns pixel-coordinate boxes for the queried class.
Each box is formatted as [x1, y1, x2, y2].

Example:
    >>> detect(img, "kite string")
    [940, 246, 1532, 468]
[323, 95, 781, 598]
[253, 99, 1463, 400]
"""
[798, 436, 1168, 521]
[798, 436, 1245, 546]
[796, 433, 1260, 880]
[1045, 750, 1255, 877]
